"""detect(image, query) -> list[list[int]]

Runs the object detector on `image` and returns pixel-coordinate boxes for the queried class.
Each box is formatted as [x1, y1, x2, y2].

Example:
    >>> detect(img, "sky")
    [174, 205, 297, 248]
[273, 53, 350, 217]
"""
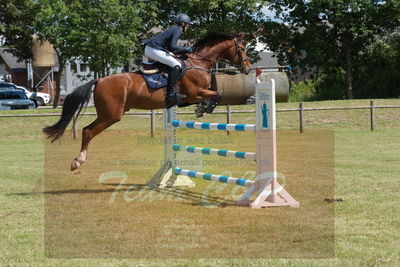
[262, 6, 278, 20]
[255, 6, 281, 52]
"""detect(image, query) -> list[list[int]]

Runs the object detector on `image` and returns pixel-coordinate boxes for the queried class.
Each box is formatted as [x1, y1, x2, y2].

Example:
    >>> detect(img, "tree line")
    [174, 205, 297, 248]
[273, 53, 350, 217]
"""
[1, 0, 399, 106]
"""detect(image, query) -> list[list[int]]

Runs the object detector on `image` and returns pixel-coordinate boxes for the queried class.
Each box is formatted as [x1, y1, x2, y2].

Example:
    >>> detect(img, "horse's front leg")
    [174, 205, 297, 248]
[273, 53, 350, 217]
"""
[203, 89, 222, 113]
[184, 88, 219, 103]
[184, 88, 221, 117]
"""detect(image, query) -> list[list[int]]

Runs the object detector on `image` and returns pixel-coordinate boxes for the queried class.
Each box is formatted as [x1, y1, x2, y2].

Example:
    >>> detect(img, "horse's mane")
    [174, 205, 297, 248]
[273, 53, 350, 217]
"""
[193, 32, 236, 52]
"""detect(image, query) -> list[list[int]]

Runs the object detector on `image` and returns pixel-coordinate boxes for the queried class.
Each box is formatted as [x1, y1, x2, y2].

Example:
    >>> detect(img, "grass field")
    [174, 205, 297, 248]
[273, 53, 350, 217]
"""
[0, 99, 399, 266]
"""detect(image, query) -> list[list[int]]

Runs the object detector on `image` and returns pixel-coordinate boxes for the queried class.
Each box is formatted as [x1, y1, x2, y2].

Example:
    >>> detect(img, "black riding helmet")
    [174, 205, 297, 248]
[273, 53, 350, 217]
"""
[175, 14, 192, 25]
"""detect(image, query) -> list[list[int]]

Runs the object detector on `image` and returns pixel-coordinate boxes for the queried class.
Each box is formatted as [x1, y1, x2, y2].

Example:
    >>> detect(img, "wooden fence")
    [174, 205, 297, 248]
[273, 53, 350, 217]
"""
[1, 101, 400, 138]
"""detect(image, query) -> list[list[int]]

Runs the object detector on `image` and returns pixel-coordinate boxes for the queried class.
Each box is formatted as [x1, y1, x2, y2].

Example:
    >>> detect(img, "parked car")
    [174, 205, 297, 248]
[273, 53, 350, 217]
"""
[0, 82, 51, 106]
[0, 82, 18, 89]
[0, 90, 36, 110]
[16, 86, 51, 106]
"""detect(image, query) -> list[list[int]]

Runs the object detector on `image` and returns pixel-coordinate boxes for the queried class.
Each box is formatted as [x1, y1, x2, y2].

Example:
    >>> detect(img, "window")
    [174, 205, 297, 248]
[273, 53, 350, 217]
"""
[70, 61, 77, 73]
[80, 64, 88, 72]
[0, 91, 27, 99]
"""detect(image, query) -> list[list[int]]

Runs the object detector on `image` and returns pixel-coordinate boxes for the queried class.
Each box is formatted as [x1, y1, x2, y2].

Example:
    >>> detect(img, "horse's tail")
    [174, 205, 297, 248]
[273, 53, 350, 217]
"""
[43, 79, 97, 142]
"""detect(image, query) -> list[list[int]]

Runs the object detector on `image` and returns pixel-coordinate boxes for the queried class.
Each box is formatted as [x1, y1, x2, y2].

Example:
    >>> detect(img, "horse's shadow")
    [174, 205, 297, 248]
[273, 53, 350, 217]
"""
[9, 183, 236, 207]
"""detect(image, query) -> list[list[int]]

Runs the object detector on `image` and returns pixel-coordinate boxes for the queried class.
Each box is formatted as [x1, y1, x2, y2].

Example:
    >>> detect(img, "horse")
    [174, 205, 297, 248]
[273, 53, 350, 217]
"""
[43, 32, 252, 171]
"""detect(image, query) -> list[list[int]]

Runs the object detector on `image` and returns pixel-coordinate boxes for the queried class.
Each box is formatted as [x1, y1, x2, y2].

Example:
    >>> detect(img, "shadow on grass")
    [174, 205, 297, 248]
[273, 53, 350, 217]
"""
[9, 183, 236, 207]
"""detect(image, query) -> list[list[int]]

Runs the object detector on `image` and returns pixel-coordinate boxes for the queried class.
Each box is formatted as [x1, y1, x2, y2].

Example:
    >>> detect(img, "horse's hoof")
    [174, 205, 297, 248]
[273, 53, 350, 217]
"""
[71, 159, 80, 171]
[195, 111, 204, 118]
[195, 104, 206, 118]
[205, 102, 217, 114]
[205, 95, 222, 114]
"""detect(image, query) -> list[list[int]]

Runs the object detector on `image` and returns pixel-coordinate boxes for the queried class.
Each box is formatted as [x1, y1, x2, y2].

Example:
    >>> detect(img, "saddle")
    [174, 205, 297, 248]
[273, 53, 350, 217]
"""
[138, 59, 186, 89]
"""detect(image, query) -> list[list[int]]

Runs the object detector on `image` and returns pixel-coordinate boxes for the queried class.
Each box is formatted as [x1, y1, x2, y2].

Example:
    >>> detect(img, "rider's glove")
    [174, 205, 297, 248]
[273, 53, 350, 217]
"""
[186, 47, 193, 53]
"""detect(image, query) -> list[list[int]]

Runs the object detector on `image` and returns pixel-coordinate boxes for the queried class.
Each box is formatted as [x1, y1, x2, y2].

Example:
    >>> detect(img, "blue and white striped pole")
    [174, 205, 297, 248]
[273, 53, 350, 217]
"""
[171, 120, 256, 132]
[173, 144, 256, 160]
[174, 168, 255, 188]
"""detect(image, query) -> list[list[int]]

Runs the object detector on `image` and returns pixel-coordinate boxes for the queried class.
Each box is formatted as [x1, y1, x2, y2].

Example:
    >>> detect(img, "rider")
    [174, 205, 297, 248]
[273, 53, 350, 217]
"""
[142, 14, 193, 108]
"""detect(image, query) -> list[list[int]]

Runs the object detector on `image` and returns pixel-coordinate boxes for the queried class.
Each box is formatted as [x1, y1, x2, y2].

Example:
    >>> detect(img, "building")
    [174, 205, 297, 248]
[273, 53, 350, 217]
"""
[0, 47, 57, 99]
[0, 47, 122, 103]
[0, 48, 28, 85]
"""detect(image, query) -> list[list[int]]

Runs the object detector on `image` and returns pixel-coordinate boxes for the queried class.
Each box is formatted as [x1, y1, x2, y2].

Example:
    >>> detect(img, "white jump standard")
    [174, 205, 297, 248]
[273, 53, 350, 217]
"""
[148, 80, 299, 208]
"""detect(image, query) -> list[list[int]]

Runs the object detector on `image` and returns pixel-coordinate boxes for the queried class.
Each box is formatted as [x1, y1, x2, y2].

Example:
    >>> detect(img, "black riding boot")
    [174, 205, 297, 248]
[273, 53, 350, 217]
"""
[165, 66, 181, 109]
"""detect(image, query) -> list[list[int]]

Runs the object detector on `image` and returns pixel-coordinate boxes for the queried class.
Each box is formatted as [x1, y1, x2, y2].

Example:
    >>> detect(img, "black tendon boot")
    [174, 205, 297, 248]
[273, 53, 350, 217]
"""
[165, 66, 181, 109]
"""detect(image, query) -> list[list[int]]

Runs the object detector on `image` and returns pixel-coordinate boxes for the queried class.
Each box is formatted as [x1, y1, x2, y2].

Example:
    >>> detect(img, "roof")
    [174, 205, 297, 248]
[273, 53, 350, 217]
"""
[0, 82, 18, 88]
[0, 48, 26, 69]
[0, 88, 23, 92]
[0, 69, 8, 75]
[253, 52, 281, 68]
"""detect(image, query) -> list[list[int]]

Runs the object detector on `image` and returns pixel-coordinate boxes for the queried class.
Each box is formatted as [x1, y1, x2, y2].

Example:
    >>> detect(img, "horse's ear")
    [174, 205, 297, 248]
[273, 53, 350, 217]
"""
[236, 32, 247, 40]
[252, 26, 265, 38]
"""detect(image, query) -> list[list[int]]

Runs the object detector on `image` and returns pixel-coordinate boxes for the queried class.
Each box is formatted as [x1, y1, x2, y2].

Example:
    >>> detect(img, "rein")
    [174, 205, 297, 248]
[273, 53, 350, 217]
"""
[186, 55, 213, 73]
[184, 38, 249, 73]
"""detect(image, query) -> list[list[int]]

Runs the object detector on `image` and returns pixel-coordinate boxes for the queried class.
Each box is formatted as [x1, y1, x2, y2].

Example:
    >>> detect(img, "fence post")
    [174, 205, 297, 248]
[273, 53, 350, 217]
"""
[72, 115, 78, 139]
[151, 110, 156, 138]
[370, 100, 375, 131]
[226, 105, 232, 135]
[299, 102, 304, 133]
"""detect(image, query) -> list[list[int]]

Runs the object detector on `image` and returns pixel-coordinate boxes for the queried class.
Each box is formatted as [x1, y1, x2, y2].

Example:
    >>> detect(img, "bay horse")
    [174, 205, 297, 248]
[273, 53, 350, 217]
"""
[43, 32, 252, 171]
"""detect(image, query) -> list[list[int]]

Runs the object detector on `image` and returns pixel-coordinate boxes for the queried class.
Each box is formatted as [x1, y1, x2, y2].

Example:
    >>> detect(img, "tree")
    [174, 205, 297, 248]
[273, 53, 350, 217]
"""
[34, 0, 87, 107]
[158, 0, 267, 34]
[73, 0, 156, 77]
[155, 0, 269, 61]
[35, 0, 151, 107]
[1, 0, 154, 107]
[2, 0, 269, 107]
[0, 0, 37, 61]
[354, 28, 400, 98]
[267, 0, 400, 99]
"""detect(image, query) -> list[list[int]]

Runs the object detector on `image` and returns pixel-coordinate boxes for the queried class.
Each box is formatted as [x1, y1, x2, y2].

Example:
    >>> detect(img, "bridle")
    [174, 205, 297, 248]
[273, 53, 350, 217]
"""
[185, 37, 249, 73]
[234, 37, 250, 72]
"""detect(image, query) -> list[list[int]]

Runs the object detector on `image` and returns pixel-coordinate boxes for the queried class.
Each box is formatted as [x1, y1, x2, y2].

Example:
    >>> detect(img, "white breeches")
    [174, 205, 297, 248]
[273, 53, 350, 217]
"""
[144, 46, 181, 68]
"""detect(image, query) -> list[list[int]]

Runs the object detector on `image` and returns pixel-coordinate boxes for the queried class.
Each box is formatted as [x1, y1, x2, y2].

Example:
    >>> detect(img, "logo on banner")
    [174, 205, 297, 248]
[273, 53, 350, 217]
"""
[261, 102, 269, 129]
[259, 92, 270, 129]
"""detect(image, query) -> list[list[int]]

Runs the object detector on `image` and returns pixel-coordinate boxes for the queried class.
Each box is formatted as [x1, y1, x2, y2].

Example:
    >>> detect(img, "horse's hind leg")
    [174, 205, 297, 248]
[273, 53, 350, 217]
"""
[71, 117, 120, 171]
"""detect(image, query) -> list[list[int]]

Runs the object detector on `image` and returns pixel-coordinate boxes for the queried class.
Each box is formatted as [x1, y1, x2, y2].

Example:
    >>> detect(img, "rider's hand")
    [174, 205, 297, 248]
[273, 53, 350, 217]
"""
[186, 47, 193, 53]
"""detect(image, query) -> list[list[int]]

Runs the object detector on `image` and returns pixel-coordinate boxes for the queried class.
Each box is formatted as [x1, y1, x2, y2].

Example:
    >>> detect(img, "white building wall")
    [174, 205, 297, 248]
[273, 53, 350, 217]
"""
[60, 60, 123, 105]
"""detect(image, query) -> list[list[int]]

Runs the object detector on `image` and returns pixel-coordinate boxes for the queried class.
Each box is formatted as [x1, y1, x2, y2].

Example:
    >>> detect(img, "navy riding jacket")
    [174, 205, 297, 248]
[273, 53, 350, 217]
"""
[143, 25, 192, 54]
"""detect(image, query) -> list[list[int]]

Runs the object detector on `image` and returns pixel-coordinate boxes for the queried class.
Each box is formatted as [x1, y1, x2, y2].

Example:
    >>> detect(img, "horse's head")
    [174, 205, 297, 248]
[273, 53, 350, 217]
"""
[192, 33, 252, 74]
[226, 33, 252, 75]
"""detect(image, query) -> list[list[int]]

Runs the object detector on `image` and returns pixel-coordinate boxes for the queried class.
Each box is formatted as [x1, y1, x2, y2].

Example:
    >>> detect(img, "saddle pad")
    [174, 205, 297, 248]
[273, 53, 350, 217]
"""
[139, 59, 187, 89]
[141, 73, 168, 89]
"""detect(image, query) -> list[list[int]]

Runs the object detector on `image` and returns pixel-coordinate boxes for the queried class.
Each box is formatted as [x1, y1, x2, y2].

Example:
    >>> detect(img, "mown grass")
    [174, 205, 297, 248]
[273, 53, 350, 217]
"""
[0, 99, 399, 266]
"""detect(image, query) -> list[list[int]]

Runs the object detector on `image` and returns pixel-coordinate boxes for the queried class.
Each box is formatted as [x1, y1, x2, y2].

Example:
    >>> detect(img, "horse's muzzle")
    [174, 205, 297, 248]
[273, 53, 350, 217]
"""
[240, 66, 252, 75]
